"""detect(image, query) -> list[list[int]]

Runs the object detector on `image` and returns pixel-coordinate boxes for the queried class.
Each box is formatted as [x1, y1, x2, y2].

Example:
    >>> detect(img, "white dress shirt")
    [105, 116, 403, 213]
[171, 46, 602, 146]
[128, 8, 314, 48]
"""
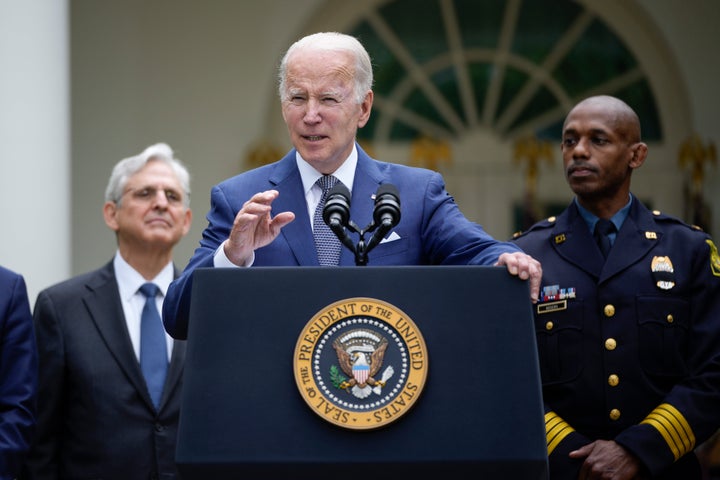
[113, 252, 174, 361]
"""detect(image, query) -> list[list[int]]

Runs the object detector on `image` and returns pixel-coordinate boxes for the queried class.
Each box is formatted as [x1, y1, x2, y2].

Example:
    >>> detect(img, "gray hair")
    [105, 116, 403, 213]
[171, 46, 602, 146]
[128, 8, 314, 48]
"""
[104, 143, 191, 208]
[277, 32, 374, 104]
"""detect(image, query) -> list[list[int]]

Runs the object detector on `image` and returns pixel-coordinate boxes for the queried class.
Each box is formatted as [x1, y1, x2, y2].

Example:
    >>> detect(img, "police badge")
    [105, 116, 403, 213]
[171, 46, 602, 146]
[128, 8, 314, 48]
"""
[651, 256, 675, 290]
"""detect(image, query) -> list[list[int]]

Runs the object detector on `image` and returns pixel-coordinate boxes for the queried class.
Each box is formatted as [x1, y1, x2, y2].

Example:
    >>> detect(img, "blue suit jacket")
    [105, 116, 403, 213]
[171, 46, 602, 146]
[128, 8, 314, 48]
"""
[163, 144, 521, 339]
[0, 266, 37, 480]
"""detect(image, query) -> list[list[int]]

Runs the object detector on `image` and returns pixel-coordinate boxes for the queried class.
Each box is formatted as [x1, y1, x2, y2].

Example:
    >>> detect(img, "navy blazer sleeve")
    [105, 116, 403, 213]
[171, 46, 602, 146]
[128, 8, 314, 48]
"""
[0, 266, 37, 480]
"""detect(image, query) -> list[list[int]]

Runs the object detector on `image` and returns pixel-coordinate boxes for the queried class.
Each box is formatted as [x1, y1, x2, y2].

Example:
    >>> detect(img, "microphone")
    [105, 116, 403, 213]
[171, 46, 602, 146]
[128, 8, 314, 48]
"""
[322, 183, 351, 229]
[322, 182, 355, 253]
[367, 184, 401, 251]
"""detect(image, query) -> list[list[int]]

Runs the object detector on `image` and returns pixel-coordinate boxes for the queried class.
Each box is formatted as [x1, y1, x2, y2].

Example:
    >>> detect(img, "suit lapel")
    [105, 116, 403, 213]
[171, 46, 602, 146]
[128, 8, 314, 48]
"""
[341, 147, 385, 266]
[552, 208, 605, 278]
[83, 263, 152, 407]
[600, 201, 659, 283]
[267, 147, 387, 266]
[161, 268, 186, 409]
[269, 155, 318, 266]
[85, 262, 189, 412]
[160, 340, 185, 409]
[552, 201, 660, 283]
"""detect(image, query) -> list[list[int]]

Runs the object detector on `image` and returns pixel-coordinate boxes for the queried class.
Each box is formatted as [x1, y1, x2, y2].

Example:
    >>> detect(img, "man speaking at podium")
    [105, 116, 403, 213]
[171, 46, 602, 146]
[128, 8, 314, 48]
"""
[163, 31, 542, 340]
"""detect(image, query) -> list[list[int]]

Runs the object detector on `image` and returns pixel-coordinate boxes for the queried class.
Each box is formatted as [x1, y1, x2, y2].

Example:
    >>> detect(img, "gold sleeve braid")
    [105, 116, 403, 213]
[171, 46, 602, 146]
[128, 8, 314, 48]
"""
[640, 403, 695, 461]
[546, 411, 574, 454]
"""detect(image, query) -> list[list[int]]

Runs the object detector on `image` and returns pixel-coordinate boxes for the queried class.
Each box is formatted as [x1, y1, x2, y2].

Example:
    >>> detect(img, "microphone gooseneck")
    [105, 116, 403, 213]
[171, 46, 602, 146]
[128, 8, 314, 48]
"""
[321, 182, 401, 266]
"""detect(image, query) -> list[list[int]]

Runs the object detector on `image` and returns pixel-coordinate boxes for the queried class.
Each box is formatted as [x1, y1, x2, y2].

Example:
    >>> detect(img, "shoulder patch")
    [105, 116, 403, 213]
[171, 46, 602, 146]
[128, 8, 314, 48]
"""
[707, 240, 720, 277]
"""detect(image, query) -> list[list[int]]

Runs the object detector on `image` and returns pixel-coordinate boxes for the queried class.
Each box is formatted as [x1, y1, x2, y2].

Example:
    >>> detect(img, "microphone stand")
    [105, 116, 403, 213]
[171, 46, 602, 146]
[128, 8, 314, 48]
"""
[324, 183, 400, 266]
[328, 219, 379, 266]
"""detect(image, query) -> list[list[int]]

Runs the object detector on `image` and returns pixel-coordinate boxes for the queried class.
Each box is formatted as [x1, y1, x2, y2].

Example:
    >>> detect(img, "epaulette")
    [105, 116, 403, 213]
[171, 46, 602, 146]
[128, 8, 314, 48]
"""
[512, 216, 558, 239]
[651, 209, 707, 234]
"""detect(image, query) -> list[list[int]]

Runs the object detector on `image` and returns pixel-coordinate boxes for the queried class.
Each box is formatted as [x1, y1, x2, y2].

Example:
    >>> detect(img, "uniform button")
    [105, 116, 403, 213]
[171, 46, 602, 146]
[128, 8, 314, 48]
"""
[545, 321, 554, 331]
[155, 423, 165, 432]
[608, 374, 619, 386]
[667, 314, 674, 323]
[605, 338, 617, 350]
[609, 409, 621, 420]
[604, 304, 615, 317]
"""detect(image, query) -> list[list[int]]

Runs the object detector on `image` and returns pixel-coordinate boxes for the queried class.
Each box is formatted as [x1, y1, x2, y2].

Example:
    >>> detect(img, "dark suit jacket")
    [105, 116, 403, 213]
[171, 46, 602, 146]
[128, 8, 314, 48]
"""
[22, 262, 186, 480]
[163, 144, 523, 339]
[512, 199, 720, 479]
[0, 266, 37, 480]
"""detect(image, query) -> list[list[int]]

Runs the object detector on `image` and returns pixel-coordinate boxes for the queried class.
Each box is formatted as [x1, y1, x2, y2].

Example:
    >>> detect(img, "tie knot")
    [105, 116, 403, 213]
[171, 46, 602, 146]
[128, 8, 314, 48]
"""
[316, 175, 338, 193]
[139, 283, 160, 299]
[594, 219, 616, 236]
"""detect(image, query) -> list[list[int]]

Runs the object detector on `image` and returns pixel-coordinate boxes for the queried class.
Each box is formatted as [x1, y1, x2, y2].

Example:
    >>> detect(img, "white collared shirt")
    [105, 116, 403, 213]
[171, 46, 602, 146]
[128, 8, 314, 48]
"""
[296, 146, 357, 227]
[213, 145, 358, 267]
[114, 252, 174, 361]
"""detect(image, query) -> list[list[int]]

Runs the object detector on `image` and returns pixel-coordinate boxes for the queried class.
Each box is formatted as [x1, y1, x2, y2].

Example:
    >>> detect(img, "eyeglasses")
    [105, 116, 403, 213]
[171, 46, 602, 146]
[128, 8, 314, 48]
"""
[122, 187, 184, 205]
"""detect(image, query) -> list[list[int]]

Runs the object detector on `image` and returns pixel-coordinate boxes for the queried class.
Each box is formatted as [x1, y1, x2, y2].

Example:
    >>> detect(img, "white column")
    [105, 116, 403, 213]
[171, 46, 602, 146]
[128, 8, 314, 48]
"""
[0, 0, 71, 305]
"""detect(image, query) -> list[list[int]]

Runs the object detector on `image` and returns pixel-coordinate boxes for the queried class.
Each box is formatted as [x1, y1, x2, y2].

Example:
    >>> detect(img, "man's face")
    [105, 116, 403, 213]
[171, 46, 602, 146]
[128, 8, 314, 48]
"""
[104, 160, 192, 252]
[281, 48, 372, 174]
[560, 104, 639, 201]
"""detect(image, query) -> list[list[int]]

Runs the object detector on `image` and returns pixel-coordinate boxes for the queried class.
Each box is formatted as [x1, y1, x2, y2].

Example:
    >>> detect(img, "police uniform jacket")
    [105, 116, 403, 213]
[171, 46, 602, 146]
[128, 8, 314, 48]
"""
[512, 198, 720, 479]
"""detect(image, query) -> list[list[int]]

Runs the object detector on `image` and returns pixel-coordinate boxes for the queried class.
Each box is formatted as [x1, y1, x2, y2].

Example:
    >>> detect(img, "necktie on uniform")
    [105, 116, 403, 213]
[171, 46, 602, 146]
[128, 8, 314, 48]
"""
[594, 219, 616, 258]
[139, 282, 167, 409]
[313, 175, 342, 266]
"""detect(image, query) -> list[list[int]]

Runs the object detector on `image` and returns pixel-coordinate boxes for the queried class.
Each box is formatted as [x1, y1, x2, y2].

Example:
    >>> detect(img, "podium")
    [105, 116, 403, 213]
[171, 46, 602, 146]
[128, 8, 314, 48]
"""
[176, 266, 548, 479]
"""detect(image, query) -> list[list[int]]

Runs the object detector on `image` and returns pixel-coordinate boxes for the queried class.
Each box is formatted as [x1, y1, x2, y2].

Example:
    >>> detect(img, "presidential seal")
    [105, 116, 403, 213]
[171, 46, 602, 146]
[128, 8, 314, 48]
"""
[293, 297, 428, 430]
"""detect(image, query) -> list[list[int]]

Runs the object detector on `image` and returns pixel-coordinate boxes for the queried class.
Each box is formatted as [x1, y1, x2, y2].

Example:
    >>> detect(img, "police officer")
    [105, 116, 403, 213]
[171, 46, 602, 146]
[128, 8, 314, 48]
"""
[512, 95, 720, 479]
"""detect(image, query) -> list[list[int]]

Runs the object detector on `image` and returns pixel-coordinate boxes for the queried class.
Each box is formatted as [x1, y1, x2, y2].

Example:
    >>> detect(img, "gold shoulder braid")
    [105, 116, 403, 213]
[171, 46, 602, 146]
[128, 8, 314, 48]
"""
[708, 240, 720, 277]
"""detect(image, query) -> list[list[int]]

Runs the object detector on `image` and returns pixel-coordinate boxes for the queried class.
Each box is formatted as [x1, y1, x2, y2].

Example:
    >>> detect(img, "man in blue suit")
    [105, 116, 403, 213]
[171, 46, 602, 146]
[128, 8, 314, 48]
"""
[162, 31, 542, 339]
[0, 266, 37, 480]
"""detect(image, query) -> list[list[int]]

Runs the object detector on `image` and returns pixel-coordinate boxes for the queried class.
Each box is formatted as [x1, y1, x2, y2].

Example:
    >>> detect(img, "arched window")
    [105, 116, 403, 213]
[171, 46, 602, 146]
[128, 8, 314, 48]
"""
[350, 0, 661, 144]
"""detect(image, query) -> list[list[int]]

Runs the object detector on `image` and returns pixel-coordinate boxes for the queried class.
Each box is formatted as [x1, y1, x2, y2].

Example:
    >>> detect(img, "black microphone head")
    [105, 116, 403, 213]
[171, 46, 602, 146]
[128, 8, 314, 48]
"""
[373, 183, 401, 226]
[323, 182, 351, 227]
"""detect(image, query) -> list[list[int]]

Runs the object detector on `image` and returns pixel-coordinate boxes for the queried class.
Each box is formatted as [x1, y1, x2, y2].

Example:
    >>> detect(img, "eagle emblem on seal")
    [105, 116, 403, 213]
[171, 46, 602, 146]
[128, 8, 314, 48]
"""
[332, 328, 395, 399]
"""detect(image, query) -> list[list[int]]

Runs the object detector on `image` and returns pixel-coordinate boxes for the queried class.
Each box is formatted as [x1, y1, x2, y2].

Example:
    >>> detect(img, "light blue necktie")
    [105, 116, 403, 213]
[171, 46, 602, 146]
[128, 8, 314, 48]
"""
[139, 283, 167, 409]
[313, 175, 342, 266]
